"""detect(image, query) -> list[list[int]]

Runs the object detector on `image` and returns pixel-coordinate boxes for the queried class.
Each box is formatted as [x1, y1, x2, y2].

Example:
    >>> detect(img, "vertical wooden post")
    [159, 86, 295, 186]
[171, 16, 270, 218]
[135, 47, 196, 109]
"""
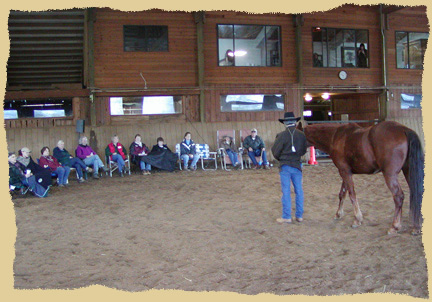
[294, 14, 304, 118]
[85, 8, 97, 126]
[194, 11, 206, 123]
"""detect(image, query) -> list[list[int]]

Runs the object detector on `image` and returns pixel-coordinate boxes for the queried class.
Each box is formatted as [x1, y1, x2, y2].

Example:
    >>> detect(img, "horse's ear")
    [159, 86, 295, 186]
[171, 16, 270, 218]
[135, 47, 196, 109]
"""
[297, 121, 304, 131]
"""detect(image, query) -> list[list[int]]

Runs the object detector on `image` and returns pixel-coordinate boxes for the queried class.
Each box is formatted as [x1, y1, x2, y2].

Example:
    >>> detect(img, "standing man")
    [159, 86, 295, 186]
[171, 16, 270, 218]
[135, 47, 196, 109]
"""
[271, 112, 308, 223]
[243, 128, 270, 169]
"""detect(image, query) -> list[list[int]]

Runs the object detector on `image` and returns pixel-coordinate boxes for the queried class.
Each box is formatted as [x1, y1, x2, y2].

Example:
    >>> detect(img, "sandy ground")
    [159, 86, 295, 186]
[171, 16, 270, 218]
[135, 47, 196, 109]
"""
[11, 163, 428, 297]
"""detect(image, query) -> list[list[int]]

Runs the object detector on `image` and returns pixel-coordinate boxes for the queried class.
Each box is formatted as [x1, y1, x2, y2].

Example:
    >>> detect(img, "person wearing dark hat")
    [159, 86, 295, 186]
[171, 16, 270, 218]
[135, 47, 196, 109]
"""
[242, 128, 270, 169]
[271, 112, 308, 224]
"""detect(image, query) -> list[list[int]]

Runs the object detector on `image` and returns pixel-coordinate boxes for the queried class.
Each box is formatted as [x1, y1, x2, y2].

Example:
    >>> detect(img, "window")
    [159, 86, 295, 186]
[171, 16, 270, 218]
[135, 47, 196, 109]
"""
[220, 94, 284, 112]
[3, 99, 72, 119]
[396, 31, 428, 69]
[401, 93, 422, 109]
[217, 24, 281, 67]
[312, 27, 369, 68]
[123, 25, 168, 52]
[110, 96, 182, 116]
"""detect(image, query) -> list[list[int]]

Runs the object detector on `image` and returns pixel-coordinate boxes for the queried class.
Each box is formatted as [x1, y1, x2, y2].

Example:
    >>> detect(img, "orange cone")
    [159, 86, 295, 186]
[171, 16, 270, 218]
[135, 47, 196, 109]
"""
[308, 146, 318, 165]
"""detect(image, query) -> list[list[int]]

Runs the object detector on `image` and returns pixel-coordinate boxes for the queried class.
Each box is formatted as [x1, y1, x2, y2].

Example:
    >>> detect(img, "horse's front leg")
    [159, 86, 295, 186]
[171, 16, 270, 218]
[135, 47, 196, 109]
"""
[340, 171, 363, 228]
[334, 181, 347, 219]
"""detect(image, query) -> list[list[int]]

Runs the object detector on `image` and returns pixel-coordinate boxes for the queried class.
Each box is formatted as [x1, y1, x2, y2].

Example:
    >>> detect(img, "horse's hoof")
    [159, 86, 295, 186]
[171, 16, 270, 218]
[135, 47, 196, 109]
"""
[351, 223, 361, 228]
[334, 215, 341, 220]
[387, 228, 399, 235]
[411, 229, 421, 236]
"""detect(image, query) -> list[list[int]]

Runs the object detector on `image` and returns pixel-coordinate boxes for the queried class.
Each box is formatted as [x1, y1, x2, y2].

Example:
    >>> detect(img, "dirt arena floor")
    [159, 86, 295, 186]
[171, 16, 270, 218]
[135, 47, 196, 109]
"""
[12, 163, 428, 297]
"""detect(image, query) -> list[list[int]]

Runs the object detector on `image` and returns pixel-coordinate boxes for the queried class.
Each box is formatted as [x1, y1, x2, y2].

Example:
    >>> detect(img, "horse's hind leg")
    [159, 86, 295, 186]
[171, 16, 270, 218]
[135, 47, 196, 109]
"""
[335, 181, 347, 219]
[383, 172, 404, 234]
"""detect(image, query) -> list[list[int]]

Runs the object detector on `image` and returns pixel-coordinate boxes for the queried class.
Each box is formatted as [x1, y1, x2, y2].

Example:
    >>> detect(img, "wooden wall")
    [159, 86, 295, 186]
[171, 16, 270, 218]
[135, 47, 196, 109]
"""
[5, 121, 287, 162]
[93, 9, 198, 88]
[332, 93, 380, 121]
[302, 5, 383, 87]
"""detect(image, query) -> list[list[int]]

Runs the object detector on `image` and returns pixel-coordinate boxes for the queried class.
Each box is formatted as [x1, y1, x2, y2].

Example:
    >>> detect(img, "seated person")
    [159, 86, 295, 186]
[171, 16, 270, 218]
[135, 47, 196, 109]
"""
[53, 139, 92, 183]
[9, 152, 50, 198]
[243, 128, 270, 169]
[105, 135, 128, 177]
[143, 137, 177, 172]
[220, 135, 240, 168]
[39, 146, 71, 187]
[129, 134, 152, 175]
[151, 137, 172, 153]
[76, 136, 109, 179]
[17, 147, 52, 188]
[180, 132, 200, 171]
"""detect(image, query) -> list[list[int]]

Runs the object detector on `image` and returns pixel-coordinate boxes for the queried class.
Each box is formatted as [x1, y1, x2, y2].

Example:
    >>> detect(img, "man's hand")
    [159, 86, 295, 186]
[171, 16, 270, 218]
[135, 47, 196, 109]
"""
[248, 147, 253, 152]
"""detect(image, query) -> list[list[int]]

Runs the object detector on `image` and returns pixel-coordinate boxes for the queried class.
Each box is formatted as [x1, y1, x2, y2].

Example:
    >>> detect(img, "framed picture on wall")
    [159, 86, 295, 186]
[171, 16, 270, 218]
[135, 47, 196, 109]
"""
[341, 47, 356, 67]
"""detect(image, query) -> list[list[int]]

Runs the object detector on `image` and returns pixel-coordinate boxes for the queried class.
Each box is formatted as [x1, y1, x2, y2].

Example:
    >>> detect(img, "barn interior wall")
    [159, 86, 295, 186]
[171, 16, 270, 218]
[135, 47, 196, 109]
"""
[5, 121, 287, 162]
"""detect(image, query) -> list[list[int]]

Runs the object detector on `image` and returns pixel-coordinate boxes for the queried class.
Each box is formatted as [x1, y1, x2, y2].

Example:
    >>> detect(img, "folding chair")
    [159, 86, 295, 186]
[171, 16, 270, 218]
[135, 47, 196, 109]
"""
[195, 144, 218, 170]
[175, 143, 183, 170]
[216, 129, 243, 171]
[106, 155, 131, 177]
[239, 129, 262, 168]
[9, 184, 29, 198]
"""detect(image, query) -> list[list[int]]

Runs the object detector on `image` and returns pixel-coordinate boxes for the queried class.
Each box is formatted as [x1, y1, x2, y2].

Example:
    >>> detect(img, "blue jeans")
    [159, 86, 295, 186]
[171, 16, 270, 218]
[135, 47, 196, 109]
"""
[139, 160, 151, 171]
[181, 154, 200, 168]
[248, 149, 268, 166]
[111, 154, 125, 172]
[83, 155, 104, 174]
[279, 165, 304, 219]
[55, 166, 71, 185]
[66, 157, 87, 178]
[226, 149, 238, 165]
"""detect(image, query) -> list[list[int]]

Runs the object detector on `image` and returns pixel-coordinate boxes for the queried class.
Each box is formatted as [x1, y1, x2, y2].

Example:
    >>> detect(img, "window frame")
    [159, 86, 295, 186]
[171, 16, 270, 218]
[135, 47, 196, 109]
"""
[123, 25, 169, 52]
[311, 27, 370, 68]
[216, 23, 282, 67]
[3, 98, 73, 120]
[109, 95, 183, 116]
[395, 31, 428, 70]
[219, 93, 285, 112]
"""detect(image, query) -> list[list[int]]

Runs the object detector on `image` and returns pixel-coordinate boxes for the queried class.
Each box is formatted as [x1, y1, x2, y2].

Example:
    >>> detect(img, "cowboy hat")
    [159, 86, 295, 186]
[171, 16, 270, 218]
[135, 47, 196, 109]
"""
[278, 112, 301, 124]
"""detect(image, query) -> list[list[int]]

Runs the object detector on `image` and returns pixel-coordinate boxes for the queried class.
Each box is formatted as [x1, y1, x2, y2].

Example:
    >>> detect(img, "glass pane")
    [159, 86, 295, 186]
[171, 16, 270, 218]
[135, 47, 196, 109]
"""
[266, 26, 281, 66]
[220, 94, 284, 112]
[218, 25, 235, 66]
[327, 29, 337, 67]
[396, 32, 408, 68]
[335, 29, 344, 67]
[401, 93, 422, 109]
[312, 28, 323, 67]
[234, 25, 265, 66]
[356, 30, 368, 68]
[146, 26, 168, 52]
[3, 99, 72, 119]
[110, 96, 182, 115]
[322, 28, 328, 67]
[408, 32, 429, 69]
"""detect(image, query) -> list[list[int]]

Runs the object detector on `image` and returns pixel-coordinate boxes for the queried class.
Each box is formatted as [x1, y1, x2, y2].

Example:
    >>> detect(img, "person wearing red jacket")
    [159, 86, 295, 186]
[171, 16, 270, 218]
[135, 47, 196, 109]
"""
[105, 135, 127, 177]
[39, 146, 71, 187]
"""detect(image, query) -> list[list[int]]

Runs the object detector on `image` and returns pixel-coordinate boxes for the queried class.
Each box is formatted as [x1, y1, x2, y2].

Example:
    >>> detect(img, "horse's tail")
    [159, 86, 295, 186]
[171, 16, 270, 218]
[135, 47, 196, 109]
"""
[406, 130, 424, 230]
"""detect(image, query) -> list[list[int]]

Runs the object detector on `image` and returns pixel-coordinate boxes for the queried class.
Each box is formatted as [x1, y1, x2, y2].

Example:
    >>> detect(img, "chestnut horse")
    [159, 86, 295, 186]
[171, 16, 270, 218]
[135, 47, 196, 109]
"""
[299, 121, 424, 235]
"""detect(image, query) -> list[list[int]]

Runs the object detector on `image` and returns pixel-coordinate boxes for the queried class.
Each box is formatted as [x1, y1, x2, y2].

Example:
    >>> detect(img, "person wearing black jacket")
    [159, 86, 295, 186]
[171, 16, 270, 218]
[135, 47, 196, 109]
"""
[16, 147, 52, 189]
[271, 112, 307, 224]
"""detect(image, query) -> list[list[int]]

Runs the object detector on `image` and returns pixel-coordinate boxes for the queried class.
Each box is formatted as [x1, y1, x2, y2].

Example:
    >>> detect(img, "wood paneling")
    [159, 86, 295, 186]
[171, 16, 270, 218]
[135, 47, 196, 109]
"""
[93, 9, 197, 89]
[203, 11, 297, 85]
[302, 5, 383, 87]
[5, 121, 287, 162]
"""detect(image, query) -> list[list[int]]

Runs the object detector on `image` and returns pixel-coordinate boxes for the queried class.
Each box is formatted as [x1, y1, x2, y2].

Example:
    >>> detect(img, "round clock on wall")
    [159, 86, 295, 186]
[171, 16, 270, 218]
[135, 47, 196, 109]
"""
[338, 70, 347, 80]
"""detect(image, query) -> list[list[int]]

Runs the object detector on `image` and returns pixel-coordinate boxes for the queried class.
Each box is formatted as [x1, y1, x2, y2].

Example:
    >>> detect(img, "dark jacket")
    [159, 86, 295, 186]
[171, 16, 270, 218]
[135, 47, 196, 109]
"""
[151, 144, 172, 153]
[53, 147, 73, 166]
[243, 135, 265, 151]
[180, 139, 196, 155]
[271, 127, 307, 171]
[9, 161, 26, 186]
[129, 141, 150, 164]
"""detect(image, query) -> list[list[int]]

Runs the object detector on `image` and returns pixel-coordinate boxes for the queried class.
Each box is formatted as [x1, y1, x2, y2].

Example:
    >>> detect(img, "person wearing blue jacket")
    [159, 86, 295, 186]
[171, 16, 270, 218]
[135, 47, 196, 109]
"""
[180, 132, 200, 171]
